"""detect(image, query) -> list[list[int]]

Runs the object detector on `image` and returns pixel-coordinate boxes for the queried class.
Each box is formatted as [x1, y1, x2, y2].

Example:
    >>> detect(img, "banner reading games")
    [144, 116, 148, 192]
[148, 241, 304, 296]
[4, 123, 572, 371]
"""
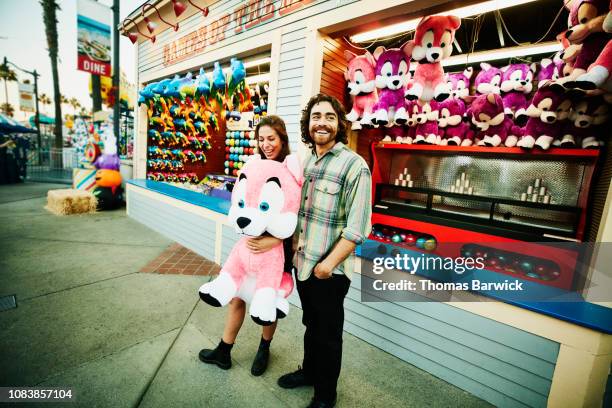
[77, 0, 111, 76]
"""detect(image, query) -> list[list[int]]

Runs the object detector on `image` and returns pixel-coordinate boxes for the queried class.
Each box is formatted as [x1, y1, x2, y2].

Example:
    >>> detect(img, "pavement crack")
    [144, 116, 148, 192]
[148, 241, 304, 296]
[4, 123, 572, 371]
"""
[19, 271, 140, 302]
[134, 275, 213, 408]
[32, 327, 183, 387]
[0, 234, 169, 248]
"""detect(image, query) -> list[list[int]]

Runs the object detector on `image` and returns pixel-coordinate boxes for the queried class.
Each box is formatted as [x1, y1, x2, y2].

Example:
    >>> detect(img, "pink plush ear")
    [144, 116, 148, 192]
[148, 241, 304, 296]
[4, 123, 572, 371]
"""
[283, 154, 303, 187]
[364, 51, 376, 66]
[344, 50, 357, 63]
[486, 93, 497, 106]
[480, 62, 492, 71]
[400, 40, 415, 58]
[373, 46, 386, 61]
[417, 15, 431, 31]
[447, 15, 461, 30]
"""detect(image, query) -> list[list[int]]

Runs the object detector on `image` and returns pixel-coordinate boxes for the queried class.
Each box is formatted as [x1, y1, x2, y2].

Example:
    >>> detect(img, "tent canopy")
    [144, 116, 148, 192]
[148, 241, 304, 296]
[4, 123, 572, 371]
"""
[29, 114, 55, 127]
[0, 113, 36, 134]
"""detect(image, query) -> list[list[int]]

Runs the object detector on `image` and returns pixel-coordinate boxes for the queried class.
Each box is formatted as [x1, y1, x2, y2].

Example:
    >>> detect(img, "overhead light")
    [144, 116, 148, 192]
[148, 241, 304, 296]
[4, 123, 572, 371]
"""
[142, 3, 180, 32]
[246, 73, 270, 85]
[127, 32, 139, 44]
[187, 0, 209, 17]
[221, 57, 272, 74]
[244, 57, 271, 68]
[122, 17, 156, 44]
[144, 17, 158, 34]
[443, 41, 561, 67]
[172, 0, 187, 17]
[351, 0, 540, 43]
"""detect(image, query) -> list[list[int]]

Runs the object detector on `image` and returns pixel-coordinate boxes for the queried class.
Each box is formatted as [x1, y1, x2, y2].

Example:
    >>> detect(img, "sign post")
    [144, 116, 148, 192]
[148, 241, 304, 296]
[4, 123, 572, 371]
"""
[77, 0, 112, 76]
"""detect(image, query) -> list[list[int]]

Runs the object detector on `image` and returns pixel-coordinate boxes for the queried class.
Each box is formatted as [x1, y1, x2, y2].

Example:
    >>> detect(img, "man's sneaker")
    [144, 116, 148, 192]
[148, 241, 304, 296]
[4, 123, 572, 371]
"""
[198, 341, 232, 370]
[250, 346, 270, 376]
[277, 367, 313, 388]
[305, 398, 337, 408]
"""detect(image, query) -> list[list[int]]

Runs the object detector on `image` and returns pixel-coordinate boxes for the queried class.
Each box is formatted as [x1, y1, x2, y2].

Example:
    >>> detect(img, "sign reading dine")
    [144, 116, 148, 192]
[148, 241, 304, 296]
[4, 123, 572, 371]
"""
[162, 0, 316, 66]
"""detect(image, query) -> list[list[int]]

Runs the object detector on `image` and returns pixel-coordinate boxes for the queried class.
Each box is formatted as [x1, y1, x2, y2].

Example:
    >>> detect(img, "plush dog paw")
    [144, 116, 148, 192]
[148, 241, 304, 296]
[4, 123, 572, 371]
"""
[250, 287, 277, 326]
[516, 135, 535, 149]
[198, 273, 237, 307]
[276, 296, 289, 319]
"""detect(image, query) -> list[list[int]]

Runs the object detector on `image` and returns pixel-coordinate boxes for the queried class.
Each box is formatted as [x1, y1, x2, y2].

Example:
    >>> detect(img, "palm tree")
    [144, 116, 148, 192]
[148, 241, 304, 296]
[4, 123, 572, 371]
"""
[39, 93, 51, 113]
[1, 102, 15, 117]
[69, 97, 81, 114]
[40, 0, 63, 149]
[0, 63, 17, 107]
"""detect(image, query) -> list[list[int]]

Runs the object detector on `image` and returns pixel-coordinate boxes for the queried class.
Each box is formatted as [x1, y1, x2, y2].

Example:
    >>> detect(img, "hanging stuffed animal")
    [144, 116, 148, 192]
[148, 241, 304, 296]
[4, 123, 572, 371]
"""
[469, 93, 520, 147]
[500, 63, 535, 124]
[199, 154, 303, 325]
[446, 67, 473, 99]
[554, 0, 611, 89]
[405, 15, 461, 102]
[438, 98, 473, 146]
[569, 0, 612, 91]
[225, 58, 247, 121]
[371, 41, 413, 126]
[474, 63, 502, 95]
[516, 85, 571, 150]
[344, 50, 378, 130]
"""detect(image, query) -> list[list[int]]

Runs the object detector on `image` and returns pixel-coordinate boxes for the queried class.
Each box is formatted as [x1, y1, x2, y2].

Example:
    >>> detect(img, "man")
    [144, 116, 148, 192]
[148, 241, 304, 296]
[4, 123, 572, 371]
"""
[277, 94, 372, 408]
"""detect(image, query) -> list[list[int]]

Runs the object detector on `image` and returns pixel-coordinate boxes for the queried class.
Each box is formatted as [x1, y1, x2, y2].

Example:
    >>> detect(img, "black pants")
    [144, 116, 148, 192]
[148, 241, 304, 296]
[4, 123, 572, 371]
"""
[296, 273, 351, 402]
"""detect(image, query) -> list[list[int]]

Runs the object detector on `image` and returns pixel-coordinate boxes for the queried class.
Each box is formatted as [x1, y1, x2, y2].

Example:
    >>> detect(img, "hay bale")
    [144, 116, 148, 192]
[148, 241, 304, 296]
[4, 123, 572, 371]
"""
[45, 189, 98, 216]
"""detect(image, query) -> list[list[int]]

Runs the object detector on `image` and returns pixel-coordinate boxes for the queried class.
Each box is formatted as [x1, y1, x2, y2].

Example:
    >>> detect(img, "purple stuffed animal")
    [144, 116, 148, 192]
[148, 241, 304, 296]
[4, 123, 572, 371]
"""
[534, 54, 564, 88]
[413, 101, 440, 144]
[516, 86, 571, 150]
[438, 98, 474, 146]
[474, 63, 502, 95]
[469, 93, 519, 147]
[371, 42, 412, 126]
[446, 67, 473, 99]
[564, 96, 610, 148]
[500, 63, 535, 124]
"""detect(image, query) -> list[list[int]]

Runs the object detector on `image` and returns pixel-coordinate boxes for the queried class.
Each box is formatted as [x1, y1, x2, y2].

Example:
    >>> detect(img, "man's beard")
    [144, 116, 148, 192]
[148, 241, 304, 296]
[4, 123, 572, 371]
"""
[310, 125, 336, 146]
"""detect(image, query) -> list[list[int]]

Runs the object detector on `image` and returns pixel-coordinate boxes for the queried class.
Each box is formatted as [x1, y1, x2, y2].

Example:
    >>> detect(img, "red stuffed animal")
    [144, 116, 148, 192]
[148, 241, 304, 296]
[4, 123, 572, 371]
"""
[404, 15, 461, 102]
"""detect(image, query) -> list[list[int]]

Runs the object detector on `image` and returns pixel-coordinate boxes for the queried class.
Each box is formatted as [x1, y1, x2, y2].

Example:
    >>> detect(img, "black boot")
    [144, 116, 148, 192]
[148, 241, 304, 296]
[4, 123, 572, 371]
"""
[251, 337, 271, 376]
[199, 339, 232, 369]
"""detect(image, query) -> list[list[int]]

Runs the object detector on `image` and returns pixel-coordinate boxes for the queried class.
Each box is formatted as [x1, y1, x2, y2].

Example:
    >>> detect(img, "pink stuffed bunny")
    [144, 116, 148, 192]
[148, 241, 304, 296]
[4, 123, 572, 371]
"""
[199, 154, 303, 325]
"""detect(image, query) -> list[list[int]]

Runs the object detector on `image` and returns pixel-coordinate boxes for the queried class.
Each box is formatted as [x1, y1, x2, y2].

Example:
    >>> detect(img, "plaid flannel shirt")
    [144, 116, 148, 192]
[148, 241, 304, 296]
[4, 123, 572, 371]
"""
[294, 142, 372, 281]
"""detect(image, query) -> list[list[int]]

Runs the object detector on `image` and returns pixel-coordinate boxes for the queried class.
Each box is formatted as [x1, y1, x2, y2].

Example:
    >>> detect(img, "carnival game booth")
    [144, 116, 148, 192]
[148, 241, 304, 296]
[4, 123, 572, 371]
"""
[123, 0, 612, 407]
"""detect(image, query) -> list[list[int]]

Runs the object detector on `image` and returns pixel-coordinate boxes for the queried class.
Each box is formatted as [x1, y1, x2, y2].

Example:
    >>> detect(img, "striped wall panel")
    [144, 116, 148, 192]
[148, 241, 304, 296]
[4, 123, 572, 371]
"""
[276, 23, 307, 149]
[128, 189, 217, 261]
[343, 276, 558, 408]
[221, 224, 241, 264]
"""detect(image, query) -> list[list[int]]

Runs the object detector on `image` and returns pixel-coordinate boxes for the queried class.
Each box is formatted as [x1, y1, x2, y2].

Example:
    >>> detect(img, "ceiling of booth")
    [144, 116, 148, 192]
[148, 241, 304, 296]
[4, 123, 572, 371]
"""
[342, 0, 567, 64]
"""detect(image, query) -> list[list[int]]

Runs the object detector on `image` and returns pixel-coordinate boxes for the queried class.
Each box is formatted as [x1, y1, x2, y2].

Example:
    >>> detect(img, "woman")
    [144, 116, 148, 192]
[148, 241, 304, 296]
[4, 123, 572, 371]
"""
[199, 115, 294, 376]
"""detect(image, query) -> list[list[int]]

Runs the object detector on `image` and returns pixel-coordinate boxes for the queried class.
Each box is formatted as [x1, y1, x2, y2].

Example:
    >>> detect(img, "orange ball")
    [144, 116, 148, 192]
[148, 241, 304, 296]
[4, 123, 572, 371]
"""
[95, 169, 122, 188]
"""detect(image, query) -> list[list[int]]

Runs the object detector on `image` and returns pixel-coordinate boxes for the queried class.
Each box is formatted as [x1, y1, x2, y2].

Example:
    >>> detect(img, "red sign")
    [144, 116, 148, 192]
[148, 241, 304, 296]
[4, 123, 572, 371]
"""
[163, 0, 317, 66]
[78, 54, 111, 76]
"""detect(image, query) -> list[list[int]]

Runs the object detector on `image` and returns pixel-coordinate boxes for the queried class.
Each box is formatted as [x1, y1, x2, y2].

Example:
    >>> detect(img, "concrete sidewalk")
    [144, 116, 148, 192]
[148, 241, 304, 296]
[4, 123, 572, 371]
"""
[0, 183, 491, 408]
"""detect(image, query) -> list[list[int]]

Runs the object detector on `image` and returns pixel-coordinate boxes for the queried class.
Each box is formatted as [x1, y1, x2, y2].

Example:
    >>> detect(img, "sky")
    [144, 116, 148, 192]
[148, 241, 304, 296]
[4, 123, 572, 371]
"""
[0, 0, 144, 121]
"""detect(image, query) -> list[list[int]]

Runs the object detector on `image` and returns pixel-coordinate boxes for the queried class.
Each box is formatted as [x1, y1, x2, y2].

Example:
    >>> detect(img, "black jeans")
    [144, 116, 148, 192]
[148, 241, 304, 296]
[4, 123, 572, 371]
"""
[296, 272, 351, 402]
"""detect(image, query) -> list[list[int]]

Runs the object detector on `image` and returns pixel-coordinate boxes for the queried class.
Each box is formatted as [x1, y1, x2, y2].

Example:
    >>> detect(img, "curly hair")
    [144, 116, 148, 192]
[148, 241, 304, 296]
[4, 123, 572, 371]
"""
[300, 93, 348, 150]
[255, 115, 291, 162]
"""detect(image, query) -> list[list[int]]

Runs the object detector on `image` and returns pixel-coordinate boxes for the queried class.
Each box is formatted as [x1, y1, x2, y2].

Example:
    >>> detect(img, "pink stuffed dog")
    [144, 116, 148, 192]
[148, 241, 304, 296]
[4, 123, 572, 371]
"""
[199, 154, 303, 325]
[470, 93, 519, 147]
[344, 50, 378, 129]
[405, 15, 461, 102]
